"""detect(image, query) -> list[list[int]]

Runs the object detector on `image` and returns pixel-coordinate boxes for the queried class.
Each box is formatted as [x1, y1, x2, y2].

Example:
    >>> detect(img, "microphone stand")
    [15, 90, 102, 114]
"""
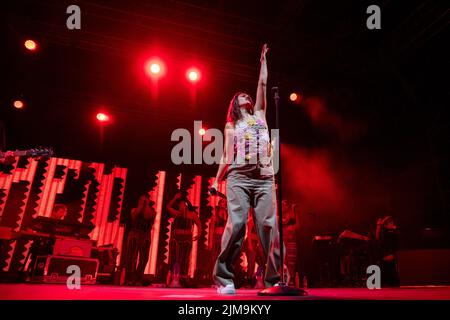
[258, 87, 307, 296]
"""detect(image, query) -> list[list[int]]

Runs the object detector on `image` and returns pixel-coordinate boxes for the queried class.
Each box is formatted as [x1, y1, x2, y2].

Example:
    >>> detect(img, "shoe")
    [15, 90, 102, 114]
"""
[142, 280, 152, 287]
[217, 283, 236, 295]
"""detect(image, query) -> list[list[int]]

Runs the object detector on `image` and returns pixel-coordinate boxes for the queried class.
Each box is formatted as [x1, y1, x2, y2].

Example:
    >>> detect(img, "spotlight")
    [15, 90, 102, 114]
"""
[145, 58, 165, 79]
[150, 63, 161, 75]
[96, 113, 109, 122]
[13, 100, 24, 109]
[199, 128, 206, 136]
[290, 93, 298, 102]
[24, 39, 38, 51]
[186, 68, 200, 83]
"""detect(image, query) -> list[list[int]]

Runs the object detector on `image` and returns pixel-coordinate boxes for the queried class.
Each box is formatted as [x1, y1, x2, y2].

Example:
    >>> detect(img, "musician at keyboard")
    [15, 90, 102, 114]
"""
[51, 204, 68, 220]
[20, 204, 94, 279]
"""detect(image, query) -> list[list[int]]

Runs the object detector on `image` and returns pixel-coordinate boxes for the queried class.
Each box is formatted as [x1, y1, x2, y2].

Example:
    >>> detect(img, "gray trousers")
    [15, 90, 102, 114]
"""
[213, 173, 282, 287]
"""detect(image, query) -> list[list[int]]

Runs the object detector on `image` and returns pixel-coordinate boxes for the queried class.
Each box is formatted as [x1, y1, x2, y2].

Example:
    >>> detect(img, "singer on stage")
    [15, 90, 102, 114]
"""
[212, 43, 282, 294]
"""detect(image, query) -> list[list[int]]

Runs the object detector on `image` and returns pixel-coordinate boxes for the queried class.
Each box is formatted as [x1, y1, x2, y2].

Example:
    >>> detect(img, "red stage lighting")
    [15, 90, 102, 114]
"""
[149, 63, 161, 75]
[96, 113, 109, 122]
[186, 68, 200, 83]
[145, 58, 165, 78]
[13, 100, 24, 109]
[24, 39, 37, 51]
[290, 92, 303, 104]
[199, 128, 206, 136]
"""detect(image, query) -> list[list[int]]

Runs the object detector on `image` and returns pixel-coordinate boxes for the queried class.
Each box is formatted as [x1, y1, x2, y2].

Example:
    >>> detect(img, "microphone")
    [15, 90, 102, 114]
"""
[208, 187, 227, 199]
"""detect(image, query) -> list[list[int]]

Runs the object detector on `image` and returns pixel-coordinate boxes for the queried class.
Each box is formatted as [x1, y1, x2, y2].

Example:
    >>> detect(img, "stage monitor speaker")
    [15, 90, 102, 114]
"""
[397, 249, 450, 286]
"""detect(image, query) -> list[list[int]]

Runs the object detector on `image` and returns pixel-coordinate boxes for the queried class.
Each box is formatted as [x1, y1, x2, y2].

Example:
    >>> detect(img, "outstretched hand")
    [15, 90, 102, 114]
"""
[210, 180, 219, 195]
[260, 43, 269, 62]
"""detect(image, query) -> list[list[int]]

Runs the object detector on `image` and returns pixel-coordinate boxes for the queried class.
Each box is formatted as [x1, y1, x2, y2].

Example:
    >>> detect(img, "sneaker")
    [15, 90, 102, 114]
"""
[217, 283, 236, 295]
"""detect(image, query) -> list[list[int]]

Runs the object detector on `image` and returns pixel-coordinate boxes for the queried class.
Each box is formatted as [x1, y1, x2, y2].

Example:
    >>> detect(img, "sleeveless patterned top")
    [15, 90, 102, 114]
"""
[227, 114, 274, 178]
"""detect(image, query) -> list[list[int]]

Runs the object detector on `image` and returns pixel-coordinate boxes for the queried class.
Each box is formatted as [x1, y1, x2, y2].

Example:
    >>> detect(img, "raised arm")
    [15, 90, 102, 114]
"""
[212, 122, 234, 190]
[166, 193, 182, 217]
[254, 43, 269, 115]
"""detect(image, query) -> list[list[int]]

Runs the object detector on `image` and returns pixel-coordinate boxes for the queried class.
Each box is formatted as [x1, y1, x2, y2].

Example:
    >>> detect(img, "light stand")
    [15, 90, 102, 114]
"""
[258, 87, 307, 296]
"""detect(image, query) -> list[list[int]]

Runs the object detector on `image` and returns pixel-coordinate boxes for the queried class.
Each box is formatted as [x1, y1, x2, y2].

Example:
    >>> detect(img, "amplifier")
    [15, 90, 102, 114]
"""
[53, 238, 93, 257]
[32, 255, 99, 284]
[91, 247, 119, 283]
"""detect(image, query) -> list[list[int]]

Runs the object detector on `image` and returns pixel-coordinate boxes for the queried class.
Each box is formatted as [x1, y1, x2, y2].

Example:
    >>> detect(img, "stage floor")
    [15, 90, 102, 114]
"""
[1, 284, 450, 300]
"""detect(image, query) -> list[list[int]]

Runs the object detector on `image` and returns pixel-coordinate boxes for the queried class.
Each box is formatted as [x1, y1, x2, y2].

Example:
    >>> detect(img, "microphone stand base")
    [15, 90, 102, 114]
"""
[257, 282, 308, 296]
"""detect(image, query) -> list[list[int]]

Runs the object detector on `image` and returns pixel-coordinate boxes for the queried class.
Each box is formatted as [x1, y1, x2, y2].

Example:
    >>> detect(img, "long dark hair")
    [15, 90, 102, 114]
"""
[226, 92, 253, 124]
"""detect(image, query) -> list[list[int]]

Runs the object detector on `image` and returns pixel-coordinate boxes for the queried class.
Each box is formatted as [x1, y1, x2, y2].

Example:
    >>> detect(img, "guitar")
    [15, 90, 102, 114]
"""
[0, 147, 53, 160]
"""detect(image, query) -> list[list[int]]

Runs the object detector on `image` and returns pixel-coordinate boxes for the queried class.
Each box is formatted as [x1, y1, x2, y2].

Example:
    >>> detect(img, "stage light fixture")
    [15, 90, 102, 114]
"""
[150, 63, 161, 75]
[96, 113, 109, 122]
[145, 58, 165, 79]
[186, 68, 200, 83]
[24, 39, 37, 51]
[13, 100, 24, 109]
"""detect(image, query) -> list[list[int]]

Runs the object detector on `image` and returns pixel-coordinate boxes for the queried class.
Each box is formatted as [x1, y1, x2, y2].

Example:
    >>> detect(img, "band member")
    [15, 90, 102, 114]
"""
[166, 192, 202, 283]
[51, 204, 68, 220]
[21, 204, 69, 278]
[122, 193, 156, 286]
[375, 215, 400, 287]
[212, 44, 282, 294]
